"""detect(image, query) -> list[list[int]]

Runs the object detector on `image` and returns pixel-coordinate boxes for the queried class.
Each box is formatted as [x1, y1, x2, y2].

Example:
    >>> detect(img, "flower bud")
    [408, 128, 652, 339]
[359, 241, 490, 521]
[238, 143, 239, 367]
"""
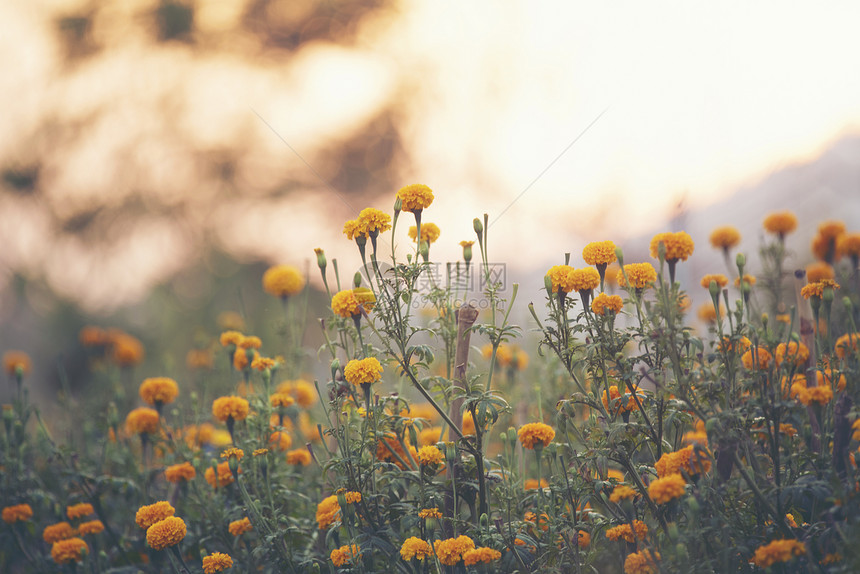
[353, 272, 362, 288]
[708, 280, 720, 299]
[330, 358, 340, 382]
[544, 274, 554, 296]
[462, 243, 473, 263]
[473, 217, 483, 236]
[736, 252, 746, 269]
[314, 248, 327, 271]
[823, 286, 835, 303]
[393, 197, 402, 213]
[445, 442, 457, 461]
[615, 246, 624, 265]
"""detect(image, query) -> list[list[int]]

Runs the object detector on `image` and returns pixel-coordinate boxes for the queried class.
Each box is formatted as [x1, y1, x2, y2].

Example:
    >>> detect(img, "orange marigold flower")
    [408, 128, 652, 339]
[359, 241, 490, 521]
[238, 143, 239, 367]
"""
[43, 522, 77, 543]
[331, 544, 360, 567]
[212, 396, 249, 422]
[709, 226, 741, 250]
[752, 539, 806, 568]
[806, 261, 835, 283]
[396, 184, 434, 212]
[238, 335, 262, 349]
[3, 351, 31, 376]
[700, 274, 728, 289]
[835, 333, 860, 359]
[434, 535, 476, 566]
[316, 495, 341, 530]
[125, 407, 159, 435]
[51, 537, 88, 564]
[817, 369, 846, 392]
[797, 385, 833, 406]
[417, 445, 443, 466]
[774, 341, 809, 367]
[66, 503, 94, 521]
[602, 385, 643, 414]
[110, 333, 144, 367]
[221, 447, 244, 461]
[570, 267, 600, 292]
[546, 265, 576, 293]
[146, 516, 186, 551]
[819, 220, 846, 239]
[408, 223, 441, 244]
[606, 520, 649, 543]
[164, 462, 196, 483]
[837, 232, 860, 258]
[270, 392, 294, 408]
[228, 517, 252, 536]
[591, 293, 624, 315]
[582, 240, 617, 265]
[344, 357, 383, 386]
[251, 355, 277, 372]
[735, 274, 757, 288]
[418, 508, 442, 519]
[576, 530, 591, 548]
[262, 265, 305, 298]
[277, 379, 317, 407]
[202, 552, 234, 573]
[648, 474, 687, 504]
[219, 331, 244, 347]
[331, 290, 360, 318]
[524, 478, 548, 490]
[286, 448, 312, 466]
[617, 263, 657, 290]
[268, 431, 292, 451]
[741, 347, 772, 370]
[135, 501, 175, 530]
[205, 462, 238, 488]
[609, 485, 639, 503]
[517, 422, 555, 449]
[79, 326, 109, 347]
[649, 231, 694, 262]
[400, 537, 433, 561]
[186, 349, 214, 370]
[524, 511, 549, 531]
[463, 547, 502, 566]
[2, 503, 33, 524]
[624, 549, 660, 574]
[77, 520, 104, 535]
[763, 211, 797, 236]
[139, 377, 179, 406]
[697, 302, 724, 323]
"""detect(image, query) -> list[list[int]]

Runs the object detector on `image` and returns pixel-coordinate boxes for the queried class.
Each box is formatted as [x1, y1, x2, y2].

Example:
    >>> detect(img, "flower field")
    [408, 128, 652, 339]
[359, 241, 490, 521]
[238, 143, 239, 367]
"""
[3, 184, 860, 573]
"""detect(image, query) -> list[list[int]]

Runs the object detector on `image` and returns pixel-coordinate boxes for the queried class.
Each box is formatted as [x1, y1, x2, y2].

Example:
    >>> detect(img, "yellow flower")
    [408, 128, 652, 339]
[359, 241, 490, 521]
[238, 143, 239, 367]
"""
[219, 330, 244, 347]
[837, 232, 860, 258]
[221, 447, 245, 461]
[343, 219, 364, 240]
[806, 261, 835, 283]
[763, 211, 798, 236]
[797, 385, 833, 406]
[648, 474, 686, 504]
[277, 379, 317, 408]
[617, 263, 657, 289]
[2, 503, 33, 524]
[396, 183, 434, 212]
[418, 508, 442, 519]
[609, 485, 638, 503]
[649, 231, 694, 262]
[582, 240, 617, 265]
[139, 377, 179, 406]
[741, 347, 772, 370]
[164, 462, 196, 483]
[400, 537, 433, 561]
[262, 265, 305, 298]
[316, 495, 341, 530]
[286, 448, 312, 466]
[135, 501, 175, 530]
[546, 265, 576, 293]
[434, 535, 476, 566]
[358, 207, 392, 234]
[570, 267, 600, 292]
[774, 341, 809, 367]
[202, 552, 234, 573]
[331, 544, 360, 567]
[835, 333, 860, 359]
[44, 522, 76, 543]
[268, 431, 293, 451]
[205, 462, 239, 488]
[344, 357, 384, 386]
[66, 503, 94, 521]
[408, 223, 441, 244]
[709, 226, 741, 250]
[238, 335, 262, 349]
[212, 396, 250, 422]
[734, 274, 757, 288]
[110, 333, 145, 367]
[624, 549, 660, 574]
[270, 392, 295, 408]
[125, 407, 159, 435]
[697, 302, 723, 323]
[463, 547, 502, 566]
[517, 422, 555, 450]
[3, 351, 31, 376]
[700, 274, 728, 289]
[591, 293, 623, 315]
[606, 520, 649, 542]
[331, 290, 361, 318]
[77, 520, 104, 535]
[251, 355, 276, 371]
[146, 516, 186, 551]
[51, 537, 88, 564]
[228, 517, 252, 536]
[417, 445, 443, 466]
[752, 539, 806, 568]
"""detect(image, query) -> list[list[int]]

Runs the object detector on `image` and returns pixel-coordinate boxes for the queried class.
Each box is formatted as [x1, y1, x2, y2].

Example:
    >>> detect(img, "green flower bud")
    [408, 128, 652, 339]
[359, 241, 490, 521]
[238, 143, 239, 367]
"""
[473, 217, 483, 236]
[615, 246, 624, 265]
[353, 272, 362, 288]
[314, 248, 327, 271]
